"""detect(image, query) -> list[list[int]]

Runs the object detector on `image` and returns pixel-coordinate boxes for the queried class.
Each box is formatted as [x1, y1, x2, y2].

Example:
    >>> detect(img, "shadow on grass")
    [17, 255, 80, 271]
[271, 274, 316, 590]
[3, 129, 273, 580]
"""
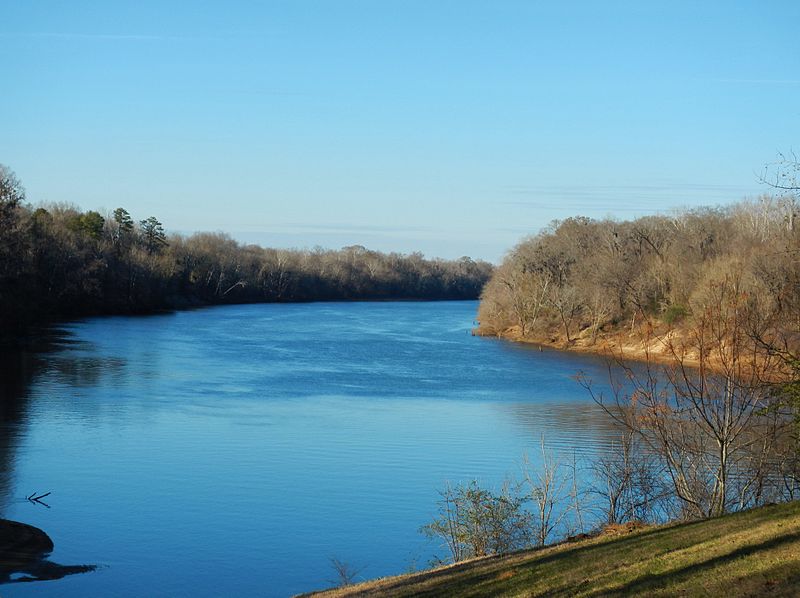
[516, 502, 800, 578]
[594, 531, 800, 597]
[310, 503, 800, 597]
[396, 505, 800, 597]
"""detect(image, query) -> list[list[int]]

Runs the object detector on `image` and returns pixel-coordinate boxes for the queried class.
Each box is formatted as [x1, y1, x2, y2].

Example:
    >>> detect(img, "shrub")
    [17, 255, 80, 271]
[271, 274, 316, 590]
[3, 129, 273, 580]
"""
[662, 304, 688, 325]
[421, 480, 531, 563]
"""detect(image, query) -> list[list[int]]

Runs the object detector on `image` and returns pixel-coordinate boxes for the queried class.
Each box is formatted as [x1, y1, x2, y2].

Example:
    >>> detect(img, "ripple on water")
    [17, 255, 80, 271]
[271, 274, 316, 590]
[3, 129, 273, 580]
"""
[2, 301, 631, 598]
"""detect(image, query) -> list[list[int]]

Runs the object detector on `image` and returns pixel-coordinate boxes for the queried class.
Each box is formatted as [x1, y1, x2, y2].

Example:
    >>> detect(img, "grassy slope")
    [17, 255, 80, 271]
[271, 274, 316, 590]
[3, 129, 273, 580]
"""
[304, 501, 800, 597]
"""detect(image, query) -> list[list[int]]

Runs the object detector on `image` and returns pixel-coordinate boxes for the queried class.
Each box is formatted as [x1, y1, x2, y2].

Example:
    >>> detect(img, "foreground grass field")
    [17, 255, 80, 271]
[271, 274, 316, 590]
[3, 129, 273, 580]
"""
[304, 501, 800, 597]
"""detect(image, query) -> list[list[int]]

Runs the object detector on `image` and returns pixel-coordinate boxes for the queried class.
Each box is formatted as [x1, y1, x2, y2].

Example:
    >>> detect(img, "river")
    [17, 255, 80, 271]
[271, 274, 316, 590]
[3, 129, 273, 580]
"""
[0, 301, 623, 597]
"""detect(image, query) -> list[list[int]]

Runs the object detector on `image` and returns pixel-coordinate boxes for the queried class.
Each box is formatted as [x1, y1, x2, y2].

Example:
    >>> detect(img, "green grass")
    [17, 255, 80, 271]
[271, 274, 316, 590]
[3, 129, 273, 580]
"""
[303, 501, 800, 597]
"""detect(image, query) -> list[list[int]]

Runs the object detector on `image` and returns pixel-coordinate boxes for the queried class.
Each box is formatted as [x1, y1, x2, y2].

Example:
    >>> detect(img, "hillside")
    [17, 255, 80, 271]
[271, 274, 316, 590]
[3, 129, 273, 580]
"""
[304, 501, 800, 597]
[476, 202, 799, 359]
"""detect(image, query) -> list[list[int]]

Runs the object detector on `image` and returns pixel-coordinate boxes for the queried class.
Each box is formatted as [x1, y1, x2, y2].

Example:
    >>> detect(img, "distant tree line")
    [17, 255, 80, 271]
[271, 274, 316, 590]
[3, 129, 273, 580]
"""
[0, 165, 493, 336]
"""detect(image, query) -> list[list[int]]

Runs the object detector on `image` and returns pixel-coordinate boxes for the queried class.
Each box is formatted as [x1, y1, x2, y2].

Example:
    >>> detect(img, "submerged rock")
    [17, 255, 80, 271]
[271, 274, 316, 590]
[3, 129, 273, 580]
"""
[0, 518, 95, 584]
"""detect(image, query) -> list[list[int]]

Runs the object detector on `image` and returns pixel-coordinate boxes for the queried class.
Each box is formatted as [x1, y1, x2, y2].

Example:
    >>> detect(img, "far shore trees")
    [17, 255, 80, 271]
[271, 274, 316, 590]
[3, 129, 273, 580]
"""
[0, 164, 493, 335]
[0, 165, 27, 329]
[477, 180, 800, 354]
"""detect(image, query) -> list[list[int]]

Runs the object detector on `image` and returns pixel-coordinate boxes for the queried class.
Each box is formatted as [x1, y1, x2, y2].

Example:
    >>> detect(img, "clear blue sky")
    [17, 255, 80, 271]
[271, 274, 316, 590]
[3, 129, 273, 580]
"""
[3, 1, 799, 262]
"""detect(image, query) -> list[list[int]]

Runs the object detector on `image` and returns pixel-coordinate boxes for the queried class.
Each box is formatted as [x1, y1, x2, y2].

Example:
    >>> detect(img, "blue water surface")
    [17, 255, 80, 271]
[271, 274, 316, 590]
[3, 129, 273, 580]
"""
[0, 301, 622, 597]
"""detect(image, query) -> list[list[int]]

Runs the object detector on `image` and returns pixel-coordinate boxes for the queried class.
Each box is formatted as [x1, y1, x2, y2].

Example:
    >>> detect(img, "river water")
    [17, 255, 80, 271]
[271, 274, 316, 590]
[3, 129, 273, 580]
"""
[0, 301, 623, 597]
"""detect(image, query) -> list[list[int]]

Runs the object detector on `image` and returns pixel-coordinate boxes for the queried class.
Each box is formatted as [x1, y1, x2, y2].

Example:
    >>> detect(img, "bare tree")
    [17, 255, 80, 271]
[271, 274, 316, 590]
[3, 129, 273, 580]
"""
[566, 449, 588, 536]
[328, 557, 365, 587]
[589, 430, 670, 525]
[759, 151, 798, 232]
[500, 265, 550, 337]
[582, 272, 787, 518]
[522, 438, 570, 546]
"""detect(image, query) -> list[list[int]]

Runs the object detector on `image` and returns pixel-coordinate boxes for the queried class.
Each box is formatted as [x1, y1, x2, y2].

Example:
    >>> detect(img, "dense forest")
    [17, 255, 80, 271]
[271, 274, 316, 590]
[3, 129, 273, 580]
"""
[478, 191, 800, 350]
[0, 165, 493, 336]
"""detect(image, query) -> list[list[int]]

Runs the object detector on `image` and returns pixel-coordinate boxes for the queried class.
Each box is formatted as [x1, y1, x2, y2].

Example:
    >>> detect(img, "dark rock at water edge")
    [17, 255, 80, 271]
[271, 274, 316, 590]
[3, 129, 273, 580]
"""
[0, 518, 96, 584]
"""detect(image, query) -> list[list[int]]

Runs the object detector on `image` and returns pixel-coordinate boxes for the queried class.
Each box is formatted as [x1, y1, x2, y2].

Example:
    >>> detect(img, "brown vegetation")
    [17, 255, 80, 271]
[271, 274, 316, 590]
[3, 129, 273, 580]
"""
[477, 193, 800, 366]
[459, 162, 800, 574]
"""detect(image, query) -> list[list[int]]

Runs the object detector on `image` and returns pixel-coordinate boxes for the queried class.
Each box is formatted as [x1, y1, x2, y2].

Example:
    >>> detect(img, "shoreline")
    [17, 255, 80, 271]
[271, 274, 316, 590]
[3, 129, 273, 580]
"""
[473, 324, 702, 370]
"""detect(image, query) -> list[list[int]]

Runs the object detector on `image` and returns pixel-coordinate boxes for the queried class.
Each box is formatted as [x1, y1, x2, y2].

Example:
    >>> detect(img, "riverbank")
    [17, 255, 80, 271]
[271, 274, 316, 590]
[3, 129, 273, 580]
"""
[303, 500, 800, 597]
[0, 185, 494, 338]
[474, 320, 699, 369]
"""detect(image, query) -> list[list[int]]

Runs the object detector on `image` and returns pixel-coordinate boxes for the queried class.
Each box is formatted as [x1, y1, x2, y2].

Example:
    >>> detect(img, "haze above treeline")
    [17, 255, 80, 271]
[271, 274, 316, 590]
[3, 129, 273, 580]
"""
[4, 3, 797, 261]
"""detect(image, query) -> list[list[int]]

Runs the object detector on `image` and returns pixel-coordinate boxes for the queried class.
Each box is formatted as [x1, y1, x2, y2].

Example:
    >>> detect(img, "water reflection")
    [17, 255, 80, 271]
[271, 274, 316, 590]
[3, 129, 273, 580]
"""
[499, 401, 626, 454]
[42, 356, 126, 389]
[0, 303, 651, 597]
[0, 518, 95, 584]
[0, 348, 37, 515]
[0, 329, 97, 514]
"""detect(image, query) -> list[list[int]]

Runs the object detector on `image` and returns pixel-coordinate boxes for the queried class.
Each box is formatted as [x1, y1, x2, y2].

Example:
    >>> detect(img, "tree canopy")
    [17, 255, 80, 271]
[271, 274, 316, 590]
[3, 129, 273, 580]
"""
[0, 165, 493, 336]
